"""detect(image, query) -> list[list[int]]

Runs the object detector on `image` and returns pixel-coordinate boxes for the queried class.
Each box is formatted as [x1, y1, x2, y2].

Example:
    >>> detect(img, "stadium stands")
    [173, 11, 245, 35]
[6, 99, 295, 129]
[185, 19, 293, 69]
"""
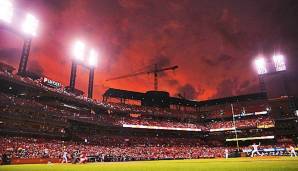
[0, 136, 234, 160]
[0, 66, 297, 164]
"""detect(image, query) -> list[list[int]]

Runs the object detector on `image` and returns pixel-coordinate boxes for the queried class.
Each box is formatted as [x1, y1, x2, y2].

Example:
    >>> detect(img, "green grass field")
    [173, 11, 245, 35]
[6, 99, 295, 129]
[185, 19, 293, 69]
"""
[1, 157, 298, 171]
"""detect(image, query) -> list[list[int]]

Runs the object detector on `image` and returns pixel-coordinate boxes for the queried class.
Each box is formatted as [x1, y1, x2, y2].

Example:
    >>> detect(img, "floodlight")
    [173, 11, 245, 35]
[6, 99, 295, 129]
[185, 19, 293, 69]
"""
[72, 41, 85, 61]
[88, 49, 98, 67]
[272, 54, 286, 71]
[22, 13, 39, 37]
[0, 0, 13, 23]
[254, 57, 267, 75]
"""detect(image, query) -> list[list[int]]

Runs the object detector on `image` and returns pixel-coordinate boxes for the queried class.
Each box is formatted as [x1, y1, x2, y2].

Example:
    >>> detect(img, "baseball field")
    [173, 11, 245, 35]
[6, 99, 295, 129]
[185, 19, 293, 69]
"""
[0, 157, 298, 171]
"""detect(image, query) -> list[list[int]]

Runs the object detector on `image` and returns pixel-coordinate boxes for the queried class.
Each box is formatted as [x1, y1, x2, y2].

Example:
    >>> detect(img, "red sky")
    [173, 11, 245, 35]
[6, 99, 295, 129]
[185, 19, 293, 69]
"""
[1, 0, 298, 100]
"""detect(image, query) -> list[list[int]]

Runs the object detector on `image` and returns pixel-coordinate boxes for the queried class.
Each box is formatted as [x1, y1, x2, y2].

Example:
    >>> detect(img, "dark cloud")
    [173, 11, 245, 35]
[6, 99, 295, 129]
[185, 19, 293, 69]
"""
[235, 80, 259, 95]
[40, 0, 71, 12]
[177, 84, 203, 100]
[167, 79, 179, 86]
[27, 60, 44, 75]
[272, 0, 298, 44]
[137, 55, 172, 77]
[203, 53, 233, 67]
[213, 78, 259, 99]
[216, 9, 241, 49]
[155, 55, 171, 68]
[0, 48, 21, 64]
[212, 78, 238, 98]
[118, 0, 147, 9]
[239, 80, 251, 90]
[218, 54, 233, 61]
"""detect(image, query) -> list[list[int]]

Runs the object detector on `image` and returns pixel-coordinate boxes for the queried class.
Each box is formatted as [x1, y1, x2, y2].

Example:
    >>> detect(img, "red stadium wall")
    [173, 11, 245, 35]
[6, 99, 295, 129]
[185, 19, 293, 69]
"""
[11, 158, 60, 164]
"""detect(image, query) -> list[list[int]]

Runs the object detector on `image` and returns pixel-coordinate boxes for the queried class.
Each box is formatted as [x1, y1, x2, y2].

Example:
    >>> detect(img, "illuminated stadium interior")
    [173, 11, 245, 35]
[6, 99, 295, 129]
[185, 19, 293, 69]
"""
[0, 0, 298, 170]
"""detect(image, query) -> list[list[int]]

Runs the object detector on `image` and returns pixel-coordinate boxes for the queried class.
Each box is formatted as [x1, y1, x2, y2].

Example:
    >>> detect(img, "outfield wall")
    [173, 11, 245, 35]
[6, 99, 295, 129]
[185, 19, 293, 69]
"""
[11, 158, 60, 164]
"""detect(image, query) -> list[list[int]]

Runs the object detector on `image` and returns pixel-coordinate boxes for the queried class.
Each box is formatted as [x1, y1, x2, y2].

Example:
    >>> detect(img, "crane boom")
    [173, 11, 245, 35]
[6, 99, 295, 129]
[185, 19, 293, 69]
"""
[106, 65, 178, 90]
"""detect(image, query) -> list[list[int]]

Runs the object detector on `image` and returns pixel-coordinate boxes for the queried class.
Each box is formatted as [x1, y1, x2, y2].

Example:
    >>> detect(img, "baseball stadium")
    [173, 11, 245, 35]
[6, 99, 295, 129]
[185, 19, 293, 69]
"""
[1, 0, 298, 171]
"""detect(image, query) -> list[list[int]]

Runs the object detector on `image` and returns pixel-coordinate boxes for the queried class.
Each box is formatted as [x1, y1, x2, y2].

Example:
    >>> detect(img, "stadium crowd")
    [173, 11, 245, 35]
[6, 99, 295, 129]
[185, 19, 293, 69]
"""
[98, 112, 274, 131]
[0, 92, 275, 135]
[1, 136, 296, 163]
[0, 136, 233, 161]
[207, 117, 274, 129]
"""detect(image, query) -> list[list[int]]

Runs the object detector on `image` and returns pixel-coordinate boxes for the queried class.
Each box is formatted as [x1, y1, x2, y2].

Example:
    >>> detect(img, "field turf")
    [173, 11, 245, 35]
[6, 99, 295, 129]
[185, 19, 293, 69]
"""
[1, 157, 298, 171]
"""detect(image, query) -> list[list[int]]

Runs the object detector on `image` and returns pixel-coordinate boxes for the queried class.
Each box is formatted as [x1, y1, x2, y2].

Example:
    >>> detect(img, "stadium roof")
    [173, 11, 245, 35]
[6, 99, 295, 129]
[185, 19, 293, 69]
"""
[103, 88, 144, 100]
[197, 92, 268, 106]
[103, 88, 268, 107]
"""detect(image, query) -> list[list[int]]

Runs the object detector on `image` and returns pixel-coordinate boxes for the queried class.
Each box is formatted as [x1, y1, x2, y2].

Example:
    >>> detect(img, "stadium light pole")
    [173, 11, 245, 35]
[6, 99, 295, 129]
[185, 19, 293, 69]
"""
[0, 0, 13, 24]
[69, 40, 85, 91]
[18, 13, 39, 76]
[272, 53, 288, 95]
[87, 49, 98, 99]
[69, 40, 98, 98]
[254, 57, 267, 92]
[272, 54, 286, 72]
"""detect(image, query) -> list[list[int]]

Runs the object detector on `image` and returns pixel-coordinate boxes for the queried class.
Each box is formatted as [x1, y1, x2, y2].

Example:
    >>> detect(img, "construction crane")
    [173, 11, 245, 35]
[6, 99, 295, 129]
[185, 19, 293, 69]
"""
[106, 64, 178, 91]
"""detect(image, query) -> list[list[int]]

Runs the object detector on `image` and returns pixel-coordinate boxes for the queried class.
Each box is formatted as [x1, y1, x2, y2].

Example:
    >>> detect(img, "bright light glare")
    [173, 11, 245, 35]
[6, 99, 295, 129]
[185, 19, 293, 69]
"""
[0, 0, 13, 23]
[22, 13, 39, 37]
[254, 57, 267, 75]
[88, 49, 98, 67]
[72, 41, 85, 61]
[272, 54, 286, 71]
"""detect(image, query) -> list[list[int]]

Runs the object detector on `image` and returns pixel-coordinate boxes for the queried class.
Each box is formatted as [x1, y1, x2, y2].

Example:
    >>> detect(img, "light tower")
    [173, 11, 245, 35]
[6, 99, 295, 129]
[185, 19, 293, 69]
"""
[18, 13, 39, 76]
[68, 40, 98, 98]
[69, 40, 85, 91]
[254, 52, 288, 96]
[87, 49, 98, 98]
[0, 1, 39, 76]
[272, 53, 287, 95]
[254, 57, 267, 92]
[272, 54, 286, 72]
